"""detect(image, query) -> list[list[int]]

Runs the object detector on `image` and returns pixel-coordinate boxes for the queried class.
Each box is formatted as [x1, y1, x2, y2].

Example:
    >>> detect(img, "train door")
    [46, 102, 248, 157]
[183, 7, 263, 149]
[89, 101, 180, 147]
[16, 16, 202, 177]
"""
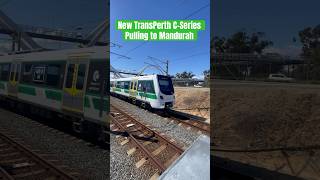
[138, 81, 147, 100]
[129, 79, 138, 97]
[62, 58, 89, 113]
[8, 62, 21, 97]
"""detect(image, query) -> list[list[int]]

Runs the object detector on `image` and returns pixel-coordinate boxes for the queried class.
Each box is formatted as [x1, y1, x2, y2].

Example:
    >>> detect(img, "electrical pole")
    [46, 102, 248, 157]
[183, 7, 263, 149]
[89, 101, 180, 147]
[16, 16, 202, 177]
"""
[147, 56, 169, 76]
[165, 60, 169, 76]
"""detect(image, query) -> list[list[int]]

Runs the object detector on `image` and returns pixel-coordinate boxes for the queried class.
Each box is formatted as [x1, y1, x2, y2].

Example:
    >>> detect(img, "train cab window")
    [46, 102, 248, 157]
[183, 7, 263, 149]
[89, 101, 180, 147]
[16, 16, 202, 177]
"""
[157, 75, 174, 95]
[65, 64, 75, 88]
[1, 64, 10, 81]
[76, 64, 86, 89]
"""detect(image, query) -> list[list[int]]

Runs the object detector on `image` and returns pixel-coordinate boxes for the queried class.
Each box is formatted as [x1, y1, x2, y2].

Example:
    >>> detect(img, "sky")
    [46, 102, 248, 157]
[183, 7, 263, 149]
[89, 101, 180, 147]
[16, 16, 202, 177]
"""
[110, 0, 210, 78]
[0, 0, 107, 50]
[213, 0, 320, 57]
[1, 0, 106, 29]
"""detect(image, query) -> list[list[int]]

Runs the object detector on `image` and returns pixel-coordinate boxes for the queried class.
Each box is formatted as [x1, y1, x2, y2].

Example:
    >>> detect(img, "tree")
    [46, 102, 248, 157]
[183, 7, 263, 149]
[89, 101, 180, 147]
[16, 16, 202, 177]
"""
[299, 25, 320, 63]
[212, 37, 226, 53]
[203, 70, 210, 79]
[299, 25, 320, 80]
[203, 69, 210, 86]
[213, 30, 273, 54]
[175, 71, 195, 79]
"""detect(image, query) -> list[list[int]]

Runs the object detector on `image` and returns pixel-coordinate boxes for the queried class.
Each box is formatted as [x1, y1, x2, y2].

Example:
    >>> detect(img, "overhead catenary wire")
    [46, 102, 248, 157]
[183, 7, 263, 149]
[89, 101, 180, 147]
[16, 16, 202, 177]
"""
[172, 51, 209, 61]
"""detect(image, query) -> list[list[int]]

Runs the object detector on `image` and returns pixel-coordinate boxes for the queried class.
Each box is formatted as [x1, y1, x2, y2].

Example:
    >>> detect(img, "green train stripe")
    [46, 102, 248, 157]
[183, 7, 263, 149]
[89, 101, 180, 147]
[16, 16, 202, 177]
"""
[84, 96, 90, 108]
[18, 85, 36, 96]
[112, 88, 157, 100]
[92, 97, 108, 111]
[45, 90, 62, 101]
[137, 92, 157, 99]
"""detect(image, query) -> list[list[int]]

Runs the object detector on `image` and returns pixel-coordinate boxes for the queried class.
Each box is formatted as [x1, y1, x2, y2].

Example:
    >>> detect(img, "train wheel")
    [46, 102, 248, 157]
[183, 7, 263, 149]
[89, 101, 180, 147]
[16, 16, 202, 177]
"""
[141, 102, 146, 109]
[72, 119, 85, 134]
[132, 98, 136, 105]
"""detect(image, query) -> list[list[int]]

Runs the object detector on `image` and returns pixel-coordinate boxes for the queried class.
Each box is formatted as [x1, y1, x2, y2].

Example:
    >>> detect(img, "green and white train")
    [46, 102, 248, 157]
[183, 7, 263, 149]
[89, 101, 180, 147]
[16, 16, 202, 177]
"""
[110, 74, 175, 109]
[0, 46, 109, 139]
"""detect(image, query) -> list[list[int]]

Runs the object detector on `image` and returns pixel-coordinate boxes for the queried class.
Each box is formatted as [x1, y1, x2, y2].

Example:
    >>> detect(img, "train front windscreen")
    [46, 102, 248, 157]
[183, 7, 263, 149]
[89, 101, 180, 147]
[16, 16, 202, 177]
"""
[157, 75, 174, 95]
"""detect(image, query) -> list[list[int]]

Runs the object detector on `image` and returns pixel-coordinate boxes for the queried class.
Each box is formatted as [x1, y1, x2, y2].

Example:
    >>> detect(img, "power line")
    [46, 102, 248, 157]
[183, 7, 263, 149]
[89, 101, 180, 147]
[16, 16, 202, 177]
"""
[172, 52, 209, 61]
[183, 3, 209, 19]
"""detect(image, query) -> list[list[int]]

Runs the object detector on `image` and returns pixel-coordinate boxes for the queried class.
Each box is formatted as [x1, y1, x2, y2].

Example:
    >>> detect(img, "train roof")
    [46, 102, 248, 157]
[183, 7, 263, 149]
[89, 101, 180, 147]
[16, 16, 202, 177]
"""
[0, 46, 108, 62]
[111, 74, 161, 81]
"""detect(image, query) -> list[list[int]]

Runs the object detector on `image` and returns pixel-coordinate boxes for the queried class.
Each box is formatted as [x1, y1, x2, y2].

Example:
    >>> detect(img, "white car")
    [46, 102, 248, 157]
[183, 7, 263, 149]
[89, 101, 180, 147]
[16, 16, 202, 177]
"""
[268, 74, 294, 82]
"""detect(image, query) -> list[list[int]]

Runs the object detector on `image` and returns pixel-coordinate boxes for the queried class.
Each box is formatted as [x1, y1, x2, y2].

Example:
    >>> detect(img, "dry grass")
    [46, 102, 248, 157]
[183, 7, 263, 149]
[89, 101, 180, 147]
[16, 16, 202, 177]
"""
[174, 87, 210, 120]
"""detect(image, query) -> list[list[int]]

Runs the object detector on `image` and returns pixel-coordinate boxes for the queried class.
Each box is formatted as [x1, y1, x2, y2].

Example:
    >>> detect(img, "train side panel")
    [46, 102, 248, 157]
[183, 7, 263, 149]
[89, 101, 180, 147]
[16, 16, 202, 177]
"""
[84, 59, 109, 124]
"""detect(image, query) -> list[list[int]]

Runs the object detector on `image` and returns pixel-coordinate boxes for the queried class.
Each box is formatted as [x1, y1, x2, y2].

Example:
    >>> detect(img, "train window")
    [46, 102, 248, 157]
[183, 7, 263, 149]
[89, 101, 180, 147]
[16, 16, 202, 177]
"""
[146, 80, 155, 93]
[138, 81, 147, 91]
[10, 64, 15, 81]
[135, 81, 138, 90]
[21, 64, 33, 83]
[47, 64, 62, 87]
[120, 81, 125, 89]
[15, 64, 20, 81]
[32, 66, 46, 83]
[116, 81, 121, 88]
[65, 64, 75, 88]
[124, 81, 130, 89]
[0, 64, 10, 81]
[76, 64, 86, 89]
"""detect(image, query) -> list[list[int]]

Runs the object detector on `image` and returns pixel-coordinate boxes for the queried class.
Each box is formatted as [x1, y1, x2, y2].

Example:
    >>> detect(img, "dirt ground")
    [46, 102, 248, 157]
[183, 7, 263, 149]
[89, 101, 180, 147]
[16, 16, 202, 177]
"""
[211, 81, 320, 179]
[173, 86, 210, 121]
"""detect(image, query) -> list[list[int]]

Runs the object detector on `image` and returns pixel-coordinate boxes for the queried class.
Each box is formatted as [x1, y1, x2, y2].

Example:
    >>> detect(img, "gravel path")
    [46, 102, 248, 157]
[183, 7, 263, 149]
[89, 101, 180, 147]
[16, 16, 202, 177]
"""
[0, 108, 109, 180]
[111, 97, 202, 148]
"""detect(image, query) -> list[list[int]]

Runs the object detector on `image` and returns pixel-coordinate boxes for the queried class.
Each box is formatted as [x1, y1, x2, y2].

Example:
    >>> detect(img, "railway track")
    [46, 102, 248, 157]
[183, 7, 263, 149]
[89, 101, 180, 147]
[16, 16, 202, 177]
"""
[110, 104, 184, 178]
[154, 108, 210, 135]
[110, 96, 210, 135]
[167, 110, 210, 135]
[0, 130, 75, 180]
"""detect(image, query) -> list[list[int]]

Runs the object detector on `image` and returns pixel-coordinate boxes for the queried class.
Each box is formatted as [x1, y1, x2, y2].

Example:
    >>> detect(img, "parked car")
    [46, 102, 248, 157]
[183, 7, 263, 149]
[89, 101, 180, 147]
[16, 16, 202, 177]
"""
[267, 74, 294, 82]
[194, 82, 204, 88]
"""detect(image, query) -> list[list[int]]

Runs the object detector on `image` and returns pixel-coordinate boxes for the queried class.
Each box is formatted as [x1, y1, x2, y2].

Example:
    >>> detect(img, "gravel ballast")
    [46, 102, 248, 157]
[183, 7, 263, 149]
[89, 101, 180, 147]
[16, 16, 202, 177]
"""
[0, 108, 109, 180]
[111, 97, 202, 148]
[110, 134, 158, 180]
[110, 97, 206, 179]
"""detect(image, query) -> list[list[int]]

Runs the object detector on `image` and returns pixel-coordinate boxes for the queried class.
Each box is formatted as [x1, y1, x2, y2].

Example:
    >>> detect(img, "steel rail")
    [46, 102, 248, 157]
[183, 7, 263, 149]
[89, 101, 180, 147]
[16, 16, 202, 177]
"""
[0, 131, 75, 180]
